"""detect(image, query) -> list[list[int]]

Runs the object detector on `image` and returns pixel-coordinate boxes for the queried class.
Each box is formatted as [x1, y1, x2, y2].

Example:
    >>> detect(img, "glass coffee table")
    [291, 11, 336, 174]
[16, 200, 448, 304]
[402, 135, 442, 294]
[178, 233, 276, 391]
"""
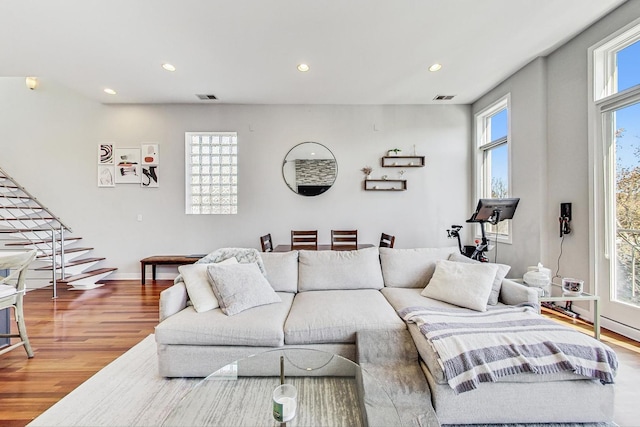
[537, 283, 601, 340]
[161, 348, 403, 427]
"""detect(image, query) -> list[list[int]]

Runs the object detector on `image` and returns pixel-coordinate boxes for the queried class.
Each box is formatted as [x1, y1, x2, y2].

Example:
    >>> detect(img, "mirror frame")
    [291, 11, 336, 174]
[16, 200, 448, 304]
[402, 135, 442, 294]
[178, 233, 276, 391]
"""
[282, 142, 338, 196]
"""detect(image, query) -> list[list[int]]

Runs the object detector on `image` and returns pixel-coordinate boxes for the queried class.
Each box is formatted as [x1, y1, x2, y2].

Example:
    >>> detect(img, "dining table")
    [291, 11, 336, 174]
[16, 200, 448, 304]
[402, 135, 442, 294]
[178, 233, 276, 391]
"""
[273, 244, 374, 252]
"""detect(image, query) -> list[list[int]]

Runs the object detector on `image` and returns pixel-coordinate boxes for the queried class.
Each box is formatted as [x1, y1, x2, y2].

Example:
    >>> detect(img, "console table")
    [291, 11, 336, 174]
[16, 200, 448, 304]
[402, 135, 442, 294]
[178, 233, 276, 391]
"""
[140, 255, 203, 285]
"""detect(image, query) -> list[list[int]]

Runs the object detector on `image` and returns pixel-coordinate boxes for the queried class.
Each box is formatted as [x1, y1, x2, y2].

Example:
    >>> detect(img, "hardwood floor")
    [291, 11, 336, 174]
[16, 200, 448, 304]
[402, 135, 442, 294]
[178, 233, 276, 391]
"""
[0, 280, 169, 427]
[0, 280, 639, 426]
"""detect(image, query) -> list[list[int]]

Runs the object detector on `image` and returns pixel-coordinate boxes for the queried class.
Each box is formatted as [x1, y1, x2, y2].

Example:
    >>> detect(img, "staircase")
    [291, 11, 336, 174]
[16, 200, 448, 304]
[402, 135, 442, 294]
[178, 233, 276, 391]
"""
[0, 167, 117, 296]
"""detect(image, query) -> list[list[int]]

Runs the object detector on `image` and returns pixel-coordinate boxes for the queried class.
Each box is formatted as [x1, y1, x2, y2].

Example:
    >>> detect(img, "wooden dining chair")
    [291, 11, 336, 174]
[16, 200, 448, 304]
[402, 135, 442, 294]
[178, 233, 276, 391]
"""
[379, 233, 396, 248]
[331, 230, 358, 250]
[291, 230, 318, 250]
[260, 234, 273, 252]
[0, 249, 37, 358]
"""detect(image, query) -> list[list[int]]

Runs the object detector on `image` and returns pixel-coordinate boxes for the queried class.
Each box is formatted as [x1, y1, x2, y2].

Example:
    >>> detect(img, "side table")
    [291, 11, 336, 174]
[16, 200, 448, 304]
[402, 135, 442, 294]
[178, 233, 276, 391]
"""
[537, 283, 600, 340]
[140, 255, 203, 285]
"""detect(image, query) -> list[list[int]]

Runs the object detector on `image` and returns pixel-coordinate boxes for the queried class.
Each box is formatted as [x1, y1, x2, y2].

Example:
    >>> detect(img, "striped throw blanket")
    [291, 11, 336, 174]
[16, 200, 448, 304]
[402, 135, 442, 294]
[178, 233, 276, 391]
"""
[398, 304, 618, 394]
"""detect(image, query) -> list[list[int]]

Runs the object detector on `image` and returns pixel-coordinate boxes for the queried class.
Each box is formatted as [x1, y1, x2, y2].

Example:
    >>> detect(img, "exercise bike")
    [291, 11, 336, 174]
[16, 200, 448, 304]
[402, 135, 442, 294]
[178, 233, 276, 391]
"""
[447, 198, 520, 262]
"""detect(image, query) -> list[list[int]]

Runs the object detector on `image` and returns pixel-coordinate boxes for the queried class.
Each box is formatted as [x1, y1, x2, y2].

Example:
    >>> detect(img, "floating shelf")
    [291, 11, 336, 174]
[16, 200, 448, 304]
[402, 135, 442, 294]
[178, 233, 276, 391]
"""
[364, 179, 407, 191]
[381, 156, 425, 168]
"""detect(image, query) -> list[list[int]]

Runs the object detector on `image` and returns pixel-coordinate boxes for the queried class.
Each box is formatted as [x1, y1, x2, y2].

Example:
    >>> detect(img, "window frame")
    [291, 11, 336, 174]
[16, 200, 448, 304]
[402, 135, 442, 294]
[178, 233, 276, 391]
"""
[184, 131, 238, 215]
[474, 94, 512, 243]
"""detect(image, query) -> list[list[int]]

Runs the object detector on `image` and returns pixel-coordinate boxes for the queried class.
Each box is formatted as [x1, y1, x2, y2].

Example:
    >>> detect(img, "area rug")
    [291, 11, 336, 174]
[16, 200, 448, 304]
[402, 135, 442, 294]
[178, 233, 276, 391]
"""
[28, 335, 365, 427]
[28, 335, 196, 426]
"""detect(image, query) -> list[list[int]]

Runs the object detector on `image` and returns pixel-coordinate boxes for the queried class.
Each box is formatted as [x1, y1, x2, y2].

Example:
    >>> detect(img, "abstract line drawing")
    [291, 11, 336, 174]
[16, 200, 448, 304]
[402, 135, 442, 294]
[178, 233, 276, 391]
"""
[141, 143, 159, 165]
[141, 165, 159, 188]
[98, 165, 115, 187]
[99, 144, 114, 164]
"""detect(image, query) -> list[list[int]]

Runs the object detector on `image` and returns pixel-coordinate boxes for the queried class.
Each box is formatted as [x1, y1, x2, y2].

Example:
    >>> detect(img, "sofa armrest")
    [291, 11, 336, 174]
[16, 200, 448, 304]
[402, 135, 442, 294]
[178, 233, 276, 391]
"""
[499, 279, 539, 306]
[159, 282, 188, 322]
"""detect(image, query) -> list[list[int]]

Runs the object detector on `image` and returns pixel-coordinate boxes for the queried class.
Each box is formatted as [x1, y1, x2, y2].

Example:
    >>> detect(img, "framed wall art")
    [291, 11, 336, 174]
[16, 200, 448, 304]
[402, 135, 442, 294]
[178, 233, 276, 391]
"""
[114, 148, 141, 184]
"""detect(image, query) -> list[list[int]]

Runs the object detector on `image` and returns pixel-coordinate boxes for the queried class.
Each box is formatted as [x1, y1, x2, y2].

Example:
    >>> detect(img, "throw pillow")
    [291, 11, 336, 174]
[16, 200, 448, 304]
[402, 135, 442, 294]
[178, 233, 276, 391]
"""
[421, 259, 499, 311]
[179, 257, 238, 313]
[448, 252, 511, 305]
[207, 262, 282, 316]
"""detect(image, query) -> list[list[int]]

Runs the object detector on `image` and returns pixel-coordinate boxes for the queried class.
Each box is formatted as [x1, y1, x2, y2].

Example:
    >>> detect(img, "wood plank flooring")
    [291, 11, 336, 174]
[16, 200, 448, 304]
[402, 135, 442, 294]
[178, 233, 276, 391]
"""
[0, 280, 639, 426]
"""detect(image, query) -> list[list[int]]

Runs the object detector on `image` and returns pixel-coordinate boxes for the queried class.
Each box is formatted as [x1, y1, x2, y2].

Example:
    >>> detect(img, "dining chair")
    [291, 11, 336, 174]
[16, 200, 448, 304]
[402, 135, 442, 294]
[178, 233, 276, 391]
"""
[331, 230, 358, 250]
[291, 230, 318, 250]
[260, 233, 273, 252]
[0, 249, 38, 358]
[379, 233, 396, 248]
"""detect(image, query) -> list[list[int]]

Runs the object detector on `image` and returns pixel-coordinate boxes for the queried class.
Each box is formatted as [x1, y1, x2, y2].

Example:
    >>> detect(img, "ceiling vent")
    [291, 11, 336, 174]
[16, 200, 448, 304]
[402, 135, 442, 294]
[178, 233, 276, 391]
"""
[196, 94, 218, 100]
[433, 95, 455, 101]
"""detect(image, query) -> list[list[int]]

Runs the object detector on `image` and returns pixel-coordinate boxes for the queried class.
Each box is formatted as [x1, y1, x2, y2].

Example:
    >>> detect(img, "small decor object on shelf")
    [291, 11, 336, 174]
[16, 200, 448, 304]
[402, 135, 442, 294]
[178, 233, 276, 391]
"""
[387, 148, 402, 156]
[562, 278, 584, 296]
[360, 166, 373, 180]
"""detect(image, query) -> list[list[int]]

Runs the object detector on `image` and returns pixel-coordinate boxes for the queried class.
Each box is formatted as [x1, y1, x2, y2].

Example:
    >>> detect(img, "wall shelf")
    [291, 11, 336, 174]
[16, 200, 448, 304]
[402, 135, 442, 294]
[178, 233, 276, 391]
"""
[381, 156, 425, 168]
[364, 179, 407, 191]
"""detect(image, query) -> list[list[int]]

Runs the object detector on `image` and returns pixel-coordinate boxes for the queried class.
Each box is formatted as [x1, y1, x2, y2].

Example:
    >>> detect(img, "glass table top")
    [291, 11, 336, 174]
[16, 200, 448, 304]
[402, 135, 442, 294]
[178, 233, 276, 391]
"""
[161, 348, 405, 427]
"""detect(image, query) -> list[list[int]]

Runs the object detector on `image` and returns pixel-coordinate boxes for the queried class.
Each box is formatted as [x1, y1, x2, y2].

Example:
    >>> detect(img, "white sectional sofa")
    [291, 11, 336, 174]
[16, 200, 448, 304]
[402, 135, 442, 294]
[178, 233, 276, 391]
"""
[155, 246, 617, 425]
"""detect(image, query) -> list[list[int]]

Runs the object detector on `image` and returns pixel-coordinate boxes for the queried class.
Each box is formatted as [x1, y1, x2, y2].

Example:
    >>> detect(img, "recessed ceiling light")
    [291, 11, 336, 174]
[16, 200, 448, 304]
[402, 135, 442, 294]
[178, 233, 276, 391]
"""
[297, 63, 310, 72]
[104, 88, 117, 95]
[162, 63, 176, 72]
[428, 63, 442, 72]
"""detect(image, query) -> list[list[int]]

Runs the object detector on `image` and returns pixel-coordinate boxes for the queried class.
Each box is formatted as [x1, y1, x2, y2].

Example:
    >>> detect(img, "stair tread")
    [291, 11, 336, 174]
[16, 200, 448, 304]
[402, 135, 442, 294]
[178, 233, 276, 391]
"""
[36, 247, 93, 258]
[5, 237, 83, 246]
[0, 227, 64, 233]
[1, 217, 55, 221]
[35, 257, 105, 271]
[54, 268, 118, 284]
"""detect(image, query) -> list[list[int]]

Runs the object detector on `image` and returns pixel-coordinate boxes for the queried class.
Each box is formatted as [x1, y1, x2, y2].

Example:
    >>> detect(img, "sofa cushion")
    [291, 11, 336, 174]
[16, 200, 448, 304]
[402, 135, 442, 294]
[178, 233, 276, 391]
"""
[207, 262, 281, 316]
[179, 257, 238, 313]
[260, 251, 298, 293]
[155, 292, 294, 347]
[379, 247, 458, 288]
[448, 252, 511, 305]
[284, 289, 405, 344]
[298, 247, 383, 291]
[421, 259, 498, 311]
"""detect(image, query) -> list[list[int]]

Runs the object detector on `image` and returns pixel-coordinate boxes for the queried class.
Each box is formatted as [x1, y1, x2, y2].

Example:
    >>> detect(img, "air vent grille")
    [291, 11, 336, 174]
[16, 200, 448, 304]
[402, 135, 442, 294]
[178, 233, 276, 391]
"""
[196, 94, 218, 100]
[433, 95, 455, 101]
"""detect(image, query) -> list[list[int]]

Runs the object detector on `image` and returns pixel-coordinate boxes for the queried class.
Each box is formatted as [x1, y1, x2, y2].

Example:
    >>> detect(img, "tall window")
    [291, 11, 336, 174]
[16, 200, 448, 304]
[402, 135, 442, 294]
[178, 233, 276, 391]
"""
[591, 20, 640, 331]
[185, 132, 238, 215]
[475, 96, 511, 238]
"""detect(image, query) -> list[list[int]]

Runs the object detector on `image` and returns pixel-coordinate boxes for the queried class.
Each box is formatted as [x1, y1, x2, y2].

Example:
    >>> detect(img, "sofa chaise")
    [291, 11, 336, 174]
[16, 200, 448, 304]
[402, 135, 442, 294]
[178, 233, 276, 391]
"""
[155, 246, 617, 425]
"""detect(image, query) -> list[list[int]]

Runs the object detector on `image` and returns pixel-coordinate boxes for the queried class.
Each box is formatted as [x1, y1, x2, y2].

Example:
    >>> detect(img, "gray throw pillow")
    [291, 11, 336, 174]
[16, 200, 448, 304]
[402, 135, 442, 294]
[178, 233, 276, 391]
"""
[207, 262, 281, 316]
[448, 252, 511, 305]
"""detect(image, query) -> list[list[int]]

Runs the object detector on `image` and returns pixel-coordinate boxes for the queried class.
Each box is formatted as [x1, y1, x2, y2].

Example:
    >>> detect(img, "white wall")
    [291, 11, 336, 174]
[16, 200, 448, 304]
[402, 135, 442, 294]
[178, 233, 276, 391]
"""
[472, 58, 548, 277]
[0, 79, 471, 278]
[472, 1, 640, 290]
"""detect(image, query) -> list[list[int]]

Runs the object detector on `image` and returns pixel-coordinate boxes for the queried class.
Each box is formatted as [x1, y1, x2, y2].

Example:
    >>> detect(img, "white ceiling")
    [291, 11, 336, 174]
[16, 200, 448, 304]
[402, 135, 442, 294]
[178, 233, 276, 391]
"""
[0, 0, 626, 105]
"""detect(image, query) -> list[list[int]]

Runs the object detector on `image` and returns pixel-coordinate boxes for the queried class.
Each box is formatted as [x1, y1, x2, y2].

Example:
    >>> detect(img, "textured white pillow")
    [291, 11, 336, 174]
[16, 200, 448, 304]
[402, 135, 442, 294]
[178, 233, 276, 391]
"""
[448, 252, 511, 305]
[379, 247, 459, 288]
[421, 259, 499, 311]
[207, 262, 282, 316]
[179, 257, 238, 313]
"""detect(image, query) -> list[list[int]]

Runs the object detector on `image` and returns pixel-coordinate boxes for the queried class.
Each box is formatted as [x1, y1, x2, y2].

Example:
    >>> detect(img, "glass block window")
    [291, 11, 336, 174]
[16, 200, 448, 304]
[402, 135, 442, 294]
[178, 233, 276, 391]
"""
[185, 132, 238, 214]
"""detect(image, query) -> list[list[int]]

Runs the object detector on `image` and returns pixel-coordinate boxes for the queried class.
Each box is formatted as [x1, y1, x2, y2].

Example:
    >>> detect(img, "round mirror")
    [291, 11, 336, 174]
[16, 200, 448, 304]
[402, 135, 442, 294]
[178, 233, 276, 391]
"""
[282, 142, 337, 196]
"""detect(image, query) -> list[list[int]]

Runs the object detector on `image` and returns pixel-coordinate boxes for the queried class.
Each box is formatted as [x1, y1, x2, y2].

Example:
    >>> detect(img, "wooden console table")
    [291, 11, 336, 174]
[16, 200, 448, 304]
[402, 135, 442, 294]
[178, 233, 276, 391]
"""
[140, 255, 203, 284]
